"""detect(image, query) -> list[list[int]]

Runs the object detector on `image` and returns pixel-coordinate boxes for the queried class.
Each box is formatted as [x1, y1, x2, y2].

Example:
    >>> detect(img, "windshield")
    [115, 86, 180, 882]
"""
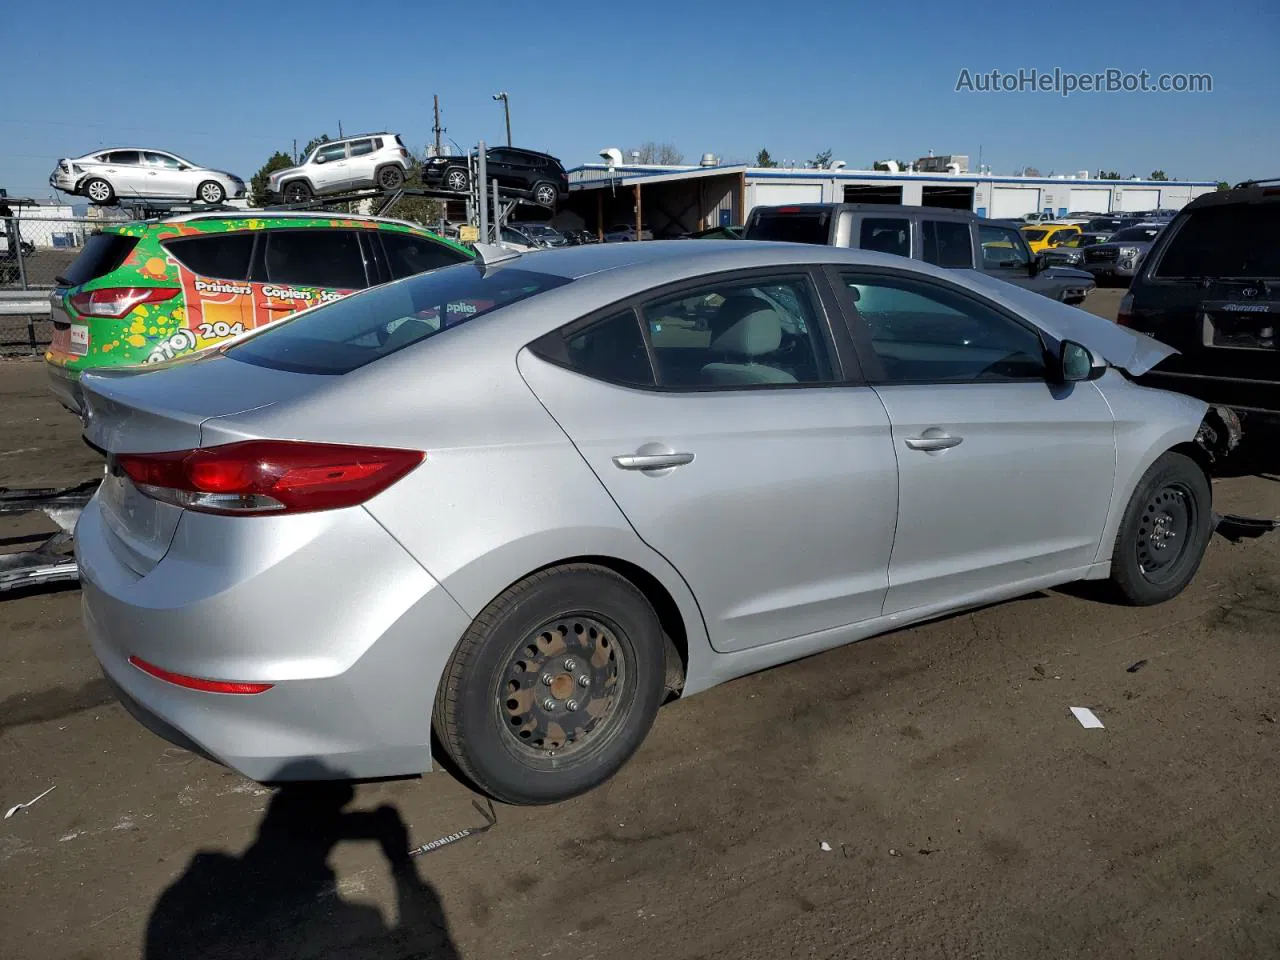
[228, 265, 571, 375]
[1155, 203, 1280, 279]
[1110, 226, 1162, 243]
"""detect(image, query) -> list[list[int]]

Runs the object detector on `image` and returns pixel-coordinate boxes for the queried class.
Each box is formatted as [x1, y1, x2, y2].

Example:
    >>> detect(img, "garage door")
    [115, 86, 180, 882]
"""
[990, 187, 1042, 219]
[1068, 188, 1112, 213]
[1118, 188, 1160, 212]
[749, 182, 823, 213]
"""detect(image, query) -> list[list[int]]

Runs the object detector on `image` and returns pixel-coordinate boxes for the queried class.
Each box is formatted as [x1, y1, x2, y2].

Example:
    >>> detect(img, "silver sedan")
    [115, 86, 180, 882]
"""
[76, 240, 1215, 805]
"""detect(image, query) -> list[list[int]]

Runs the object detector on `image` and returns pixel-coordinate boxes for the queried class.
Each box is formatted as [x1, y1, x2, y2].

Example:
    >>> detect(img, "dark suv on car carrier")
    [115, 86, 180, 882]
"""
[1118, 179, 1280, 426]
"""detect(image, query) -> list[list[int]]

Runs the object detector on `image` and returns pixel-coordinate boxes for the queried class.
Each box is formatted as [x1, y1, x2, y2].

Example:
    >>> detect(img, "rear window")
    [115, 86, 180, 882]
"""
[1022, 229, 1048, 241]
[380, 231, 470, 279]
[228, 265, 571, 375]
[1154, 204, 1280, 279]
[745, 210, 831, 245]
[57, 232, 139, 287]
[163, 233, 255, 281]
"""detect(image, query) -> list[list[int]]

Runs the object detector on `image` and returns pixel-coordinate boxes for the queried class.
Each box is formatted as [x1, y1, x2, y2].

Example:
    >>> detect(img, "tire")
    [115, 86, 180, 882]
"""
[1107, 451, 1212, 606]
[196, 180, 226, 204]
[376, 165, 405, 190]
[433, 564, 666, 805]
[282, 180, 312, 204]
[83, 177, 115, 205]
[443, 167, 469, 193]
[531, 181, 558, 209]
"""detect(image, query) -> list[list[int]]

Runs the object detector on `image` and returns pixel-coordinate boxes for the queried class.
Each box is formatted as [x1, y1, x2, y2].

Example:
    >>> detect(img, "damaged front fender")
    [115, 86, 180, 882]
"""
[1195, 405, 1243, 465]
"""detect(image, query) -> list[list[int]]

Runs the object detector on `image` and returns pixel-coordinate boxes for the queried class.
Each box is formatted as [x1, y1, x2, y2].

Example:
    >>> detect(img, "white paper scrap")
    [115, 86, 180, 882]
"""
[1070, 707, 1104, 729]
[819, 841, 832, 852]
[4, 785, 56, 819]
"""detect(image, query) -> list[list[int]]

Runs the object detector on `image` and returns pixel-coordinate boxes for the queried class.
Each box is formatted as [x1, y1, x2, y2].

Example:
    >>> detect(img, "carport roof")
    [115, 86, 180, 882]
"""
[568, 164, 748, 191]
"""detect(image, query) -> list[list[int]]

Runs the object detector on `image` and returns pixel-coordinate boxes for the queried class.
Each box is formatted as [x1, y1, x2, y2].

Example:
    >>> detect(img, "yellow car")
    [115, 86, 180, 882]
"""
[1020, 223, 1082, 254]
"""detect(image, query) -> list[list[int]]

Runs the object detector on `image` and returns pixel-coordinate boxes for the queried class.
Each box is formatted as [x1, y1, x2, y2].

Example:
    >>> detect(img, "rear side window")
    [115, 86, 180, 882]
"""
[380, 231, 470, 279]
[261, 230, 367, 289]
[1155, 204, 1279, 279]
[163, 233, 255, 281]
[349, 139, 375, 158]
[859, 218, 910, 257]
[563, 310, 655, 387]
[105, 150, 141, 165]
[228, 266, 571, 374]
[57, 232, 138, 287]
[922, 220, 974, 268]
[745, 210, 831, 245]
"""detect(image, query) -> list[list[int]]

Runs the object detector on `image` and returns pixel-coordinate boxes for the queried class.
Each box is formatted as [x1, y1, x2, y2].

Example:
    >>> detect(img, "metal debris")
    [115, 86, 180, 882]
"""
[408, 797, 497, 857]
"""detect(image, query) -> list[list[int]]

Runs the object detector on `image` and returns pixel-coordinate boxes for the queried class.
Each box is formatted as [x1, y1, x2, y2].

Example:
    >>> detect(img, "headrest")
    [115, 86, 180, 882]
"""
[710, 306, 783, 357]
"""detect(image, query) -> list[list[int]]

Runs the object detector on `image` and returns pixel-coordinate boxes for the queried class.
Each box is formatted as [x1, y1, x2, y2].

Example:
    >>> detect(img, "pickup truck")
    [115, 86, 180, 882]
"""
[743, 203, 1096, 304]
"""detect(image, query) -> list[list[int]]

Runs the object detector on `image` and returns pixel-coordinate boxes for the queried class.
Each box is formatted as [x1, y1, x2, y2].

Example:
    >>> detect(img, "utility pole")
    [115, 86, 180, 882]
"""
[492, 92, 511, 146]
[338, 120, 344, 138]
[433, 95, 444, 156]
[292, 138, 297, 164]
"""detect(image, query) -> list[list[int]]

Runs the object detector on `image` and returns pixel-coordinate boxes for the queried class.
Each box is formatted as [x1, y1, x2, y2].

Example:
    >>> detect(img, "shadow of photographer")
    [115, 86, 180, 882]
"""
[145, 763, 460, 960]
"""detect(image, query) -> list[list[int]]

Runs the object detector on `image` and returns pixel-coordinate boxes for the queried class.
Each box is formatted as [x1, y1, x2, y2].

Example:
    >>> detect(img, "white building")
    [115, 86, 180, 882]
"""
[565, 161, 1218, 236]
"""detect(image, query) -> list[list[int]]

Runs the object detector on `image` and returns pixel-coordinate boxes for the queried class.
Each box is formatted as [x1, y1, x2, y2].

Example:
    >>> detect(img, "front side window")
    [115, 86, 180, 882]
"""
[842, 273, 1046, 383]
[860, 218, 910, 257]
[230, 265, 570, 375]
[640, 276, 834, 387]
[164, 233, 255, 281]
[261, 230, 367, 289]
[143, 152, 182, 169]
[921, 220, 973, 268]
[979, 225, 1031, 268]
[313, 142, 348, 164]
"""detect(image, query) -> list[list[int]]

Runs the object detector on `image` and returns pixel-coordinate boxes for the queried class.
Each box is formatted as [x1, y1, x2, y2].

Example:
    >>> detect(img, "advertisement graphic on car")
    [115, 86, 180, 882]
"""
[45, 214, 471, 411]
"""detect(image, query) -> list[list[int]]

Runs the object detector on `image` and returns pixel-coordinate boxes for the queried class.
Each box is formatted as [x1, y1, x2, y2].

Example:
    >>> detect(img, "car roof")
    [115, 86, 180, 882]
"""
[158, 210, 425, 230]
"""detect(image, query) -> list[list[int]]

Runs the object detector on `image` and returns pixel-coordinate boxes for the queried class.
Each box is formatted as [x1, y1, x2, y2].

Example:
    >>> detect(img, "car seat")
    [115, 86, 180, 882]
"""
[700, 298, 796, 386]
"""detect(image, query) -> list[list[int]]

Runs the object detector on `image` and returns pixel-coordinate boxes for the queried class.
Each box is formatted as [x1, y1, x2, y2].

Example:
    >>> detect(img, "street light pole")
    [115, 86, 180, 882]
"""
[492, 92, 511, 146]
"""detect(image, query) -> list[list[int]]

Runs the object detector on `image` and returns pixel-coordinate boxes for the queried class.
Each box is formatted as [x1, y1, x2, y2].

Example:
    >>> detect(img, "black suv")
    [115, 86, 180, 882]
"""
[423, 147, 569, 208]
[1120, 180, 1280, 424]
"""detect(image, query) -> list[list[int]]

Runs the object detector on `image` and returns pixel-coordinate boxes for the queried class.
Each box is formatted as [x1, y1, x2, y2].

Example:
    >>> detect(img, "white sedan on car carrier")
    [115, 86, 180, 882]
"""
[50, 149, 245, 205]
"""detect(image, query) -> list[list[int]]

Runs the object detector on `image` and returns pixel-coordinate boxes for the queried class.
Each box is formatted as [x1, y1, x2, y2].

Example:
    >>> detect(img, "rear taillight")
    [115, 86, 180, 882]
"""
[1116, 291, 1134, 327]
[70, 287, 178, 319]
[116, 440, 424, 516]
[128, 656, 273, 695]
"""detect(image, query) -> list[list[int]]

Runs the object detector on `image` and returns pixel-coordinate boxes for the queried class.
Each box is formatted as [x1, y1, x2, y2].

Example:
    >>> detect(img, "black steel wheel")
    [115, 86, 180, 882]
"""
[433, 564, 665, 805]
[1108, 451, 1212, 605]
[282, 180, 312, 204]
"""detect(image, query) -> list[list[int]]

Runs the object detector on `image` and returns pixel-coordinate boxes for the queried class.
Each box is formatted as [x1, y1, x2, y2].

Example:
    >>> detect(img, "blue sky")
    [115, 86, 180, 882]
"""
[4, 0, 1277, 199]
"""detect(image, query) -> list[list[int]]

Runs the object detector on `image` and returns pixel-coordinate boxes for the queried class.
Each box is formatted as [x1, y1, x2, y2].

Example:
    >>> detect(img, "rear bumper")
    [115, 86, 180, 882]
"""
[78, 497, 474, 782]
[46, 361, 84, 416]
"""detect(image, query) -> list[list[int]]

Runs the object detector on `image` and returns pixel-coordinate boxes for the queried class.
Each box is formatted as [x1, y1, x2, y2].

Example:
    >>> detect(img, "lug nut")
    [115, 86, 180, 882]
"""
[541, 698, 557, 711]
[541, 674, 553, 686]
[577, 675, 591, 688]
[563, 658, 577, 672]
[566, 699, 580, 711]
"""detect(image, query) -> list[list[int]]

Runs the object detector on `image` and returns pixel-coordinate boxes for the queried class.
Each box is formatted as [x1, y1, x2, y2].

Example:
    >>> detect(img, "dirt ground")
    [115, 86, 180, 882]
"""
[2, 290, 1279, 960]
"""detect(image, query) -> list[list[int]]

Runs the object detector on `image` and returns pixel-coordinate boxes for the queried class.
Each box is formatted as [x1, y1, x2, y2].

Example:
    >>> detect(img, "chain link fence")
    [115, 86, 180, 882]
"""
[1, 210, 131, 353]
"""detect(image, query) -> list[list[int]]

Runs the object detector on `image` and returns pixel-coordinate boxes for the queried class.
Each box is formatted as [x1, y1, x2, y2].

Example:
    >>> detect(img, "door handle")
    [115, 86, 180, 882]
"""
[904, 434, 963, 452]
[612, 452, 694, 471]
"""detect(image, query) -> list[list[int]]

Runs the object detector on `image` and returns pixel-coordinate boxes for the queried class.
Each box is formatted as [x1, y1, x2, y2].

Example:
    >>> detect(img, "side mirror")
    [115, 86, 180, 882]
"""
[1059, 340, 1106, 382]
[1029, 252, 1047, 276]
[313, 155, 326, 164]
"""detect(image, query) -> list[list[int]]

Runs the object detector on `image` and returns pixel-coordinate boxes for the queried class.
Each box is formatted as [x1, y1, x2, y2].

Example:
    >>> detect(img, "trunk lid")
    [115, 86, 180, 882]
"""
[80, 353, 324, 574]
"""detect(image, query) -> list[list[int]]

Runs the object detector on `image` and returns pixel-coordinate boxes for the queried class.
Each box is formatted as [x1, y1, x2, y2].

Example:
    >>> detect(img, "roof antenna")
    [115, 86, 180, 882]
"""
[472, 242, 521, 274]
